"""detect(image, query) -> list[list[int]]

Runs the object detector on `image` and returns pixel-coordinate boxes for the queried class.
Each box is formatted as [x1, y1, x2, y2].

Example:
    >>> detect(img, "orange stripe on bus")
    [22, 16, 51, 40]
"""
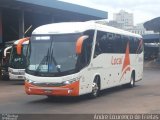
[120, 42, 131, 81]
[25, 81, 79, 96]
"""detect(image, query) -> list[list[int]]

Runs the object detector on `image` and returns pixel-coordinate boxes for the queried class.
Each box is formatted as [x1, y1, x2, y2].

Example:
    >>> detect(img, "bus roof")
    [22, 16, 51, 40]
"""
[32, 21, 142, 38]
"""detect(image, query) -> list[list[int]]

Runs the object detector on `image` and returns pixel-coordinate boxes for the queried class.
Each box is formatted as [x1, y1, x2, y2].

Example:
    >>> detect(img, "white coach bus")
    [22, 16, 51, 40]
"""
[8, 38, 29, 80]
[25, 21, 143, 97]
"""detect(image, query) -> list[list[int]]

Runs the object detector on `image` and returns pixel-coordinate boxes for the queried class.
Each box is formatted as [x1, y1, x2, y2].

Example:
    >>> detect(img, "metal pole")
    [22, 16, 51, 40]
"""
[0, 10, 2, 44]
[158, 32, 160, 62]
[19, 10, 24, 38]
[24, 25, 32, 35]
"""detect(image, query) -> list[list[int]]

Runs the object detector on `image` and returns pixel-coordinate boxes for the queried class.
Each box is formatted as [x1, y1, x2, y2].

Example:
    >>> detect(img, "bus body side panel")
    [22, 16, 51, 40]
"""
[134, 52, 144, 81]
[77, 68, 96, 95]
[89, 54, 127, 90]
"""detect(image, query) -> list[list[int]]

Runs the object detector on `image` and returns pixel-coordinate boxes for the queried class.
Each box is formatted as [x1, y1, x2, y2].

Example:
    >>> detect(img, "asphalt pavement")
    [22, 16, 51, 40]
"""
[0, 68, 160, 114]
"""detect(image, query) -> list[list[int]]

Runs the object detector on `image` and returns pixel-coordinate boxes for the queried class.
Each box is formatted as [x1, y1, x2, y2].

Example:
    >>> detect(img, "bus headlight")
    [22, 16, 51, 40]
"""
[25, 78, 34, 84]
[63, 76, 81, 85]
[8, 68, 13, 73]
[63, 80, 71, 85]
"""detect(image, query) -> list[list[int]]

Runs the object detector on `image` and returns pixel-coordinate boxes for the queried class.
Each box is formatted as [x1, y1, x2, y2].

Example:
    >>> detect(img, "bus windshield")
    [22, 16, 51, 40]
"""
[9, 44, 28, 69]
[26, 31, 94, 77]
[27, 34, 82, 77]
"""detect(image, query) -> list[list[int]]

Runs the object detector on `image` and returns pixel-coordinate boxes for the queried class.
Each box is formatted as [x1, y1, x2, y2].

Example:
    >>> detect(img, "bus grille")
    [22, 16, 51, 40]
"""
[12, 72, 25, 75]
[32, 82, 65, 87]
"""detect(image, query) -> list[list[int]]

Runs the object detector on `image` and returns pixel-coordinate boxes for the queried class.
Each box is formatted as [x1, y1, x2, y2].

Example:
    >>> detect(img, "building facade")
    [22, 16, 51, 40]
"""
[110, 10, 154, 35]
[127, 23, 154, 35]
[127, 23, 145, 35]
[107, 20, 123, 29]
[113, 10, 134, 29]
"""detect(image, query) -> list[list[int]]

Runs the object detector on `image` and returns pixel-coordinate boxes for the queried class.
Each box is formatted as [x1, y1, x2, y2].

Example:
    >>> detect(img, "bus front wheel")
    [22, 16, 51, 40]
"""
[90, 76, 100, 98]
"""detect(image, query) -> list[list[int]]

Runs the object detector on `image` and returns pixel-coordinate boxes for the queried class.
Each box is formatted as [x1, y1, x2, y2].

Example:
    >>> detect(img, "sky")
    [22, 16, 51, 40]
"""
[59, 0, 160, 25]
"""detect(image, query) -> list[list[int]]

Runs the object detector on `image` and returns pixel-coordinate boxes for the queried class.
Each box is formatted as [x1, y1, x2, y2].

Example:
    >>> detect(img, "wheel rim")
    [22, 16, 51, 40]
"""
[92, 82, 99, 96]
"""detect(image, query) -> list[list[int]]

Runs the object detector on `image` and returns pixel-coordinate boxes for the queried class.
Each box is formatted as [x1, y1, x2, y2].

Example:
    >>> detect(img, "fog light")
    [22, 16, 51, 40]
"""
[25, 79, 34, 84]
[28, 88, 31, 92]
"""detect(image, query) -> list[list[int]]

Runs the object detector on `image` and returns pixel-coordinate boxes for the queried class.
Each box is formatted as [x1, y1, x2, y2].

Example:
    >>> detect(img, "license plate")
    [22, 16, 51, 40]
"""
[18, 70, 24, 73]
[44, 89, 52, 94]
[18, 76, 23, 79]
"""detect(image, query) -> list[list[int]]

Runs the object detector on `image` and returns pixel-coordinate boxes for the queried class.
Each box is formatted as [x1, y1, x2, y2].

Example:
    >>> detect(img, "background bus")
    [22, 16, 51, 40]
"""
[0, 40, 15, 80]
[0, 46, 12, 80]
[25, 21, 143, 98]
[8, 38, 29, 80]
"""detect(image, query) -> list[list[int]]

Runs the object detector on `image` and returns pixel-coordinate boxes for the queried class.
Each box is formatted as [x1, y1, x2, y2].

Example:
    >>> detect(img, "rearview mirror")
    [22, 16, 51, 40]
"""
[17, 37, 29, 55]
[4, 46, 12, 57]
[76, 35, 88, 55]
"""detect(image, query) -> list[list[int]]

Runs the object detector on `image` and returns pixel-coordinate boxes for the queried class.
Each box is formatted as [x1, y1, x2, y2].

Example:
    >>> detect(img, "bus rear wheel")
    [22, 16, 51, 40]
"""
[90, 77, 100, 98]
[128, 73, 135, 88]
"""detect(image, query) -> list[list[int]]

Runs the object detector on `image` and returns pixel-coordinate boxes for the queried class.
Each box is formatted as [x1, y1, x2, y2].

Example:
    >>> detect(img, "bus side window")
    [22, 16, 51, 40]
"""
[113, 34, 123, 53]
[130, 37, 135, 53]
[94, 31, 115, 58]
[94, 31, 104, 57]
[122, 35, 129, 53]
[78, 30, 94, 69]
[136, 38, 143, 54]
[106, 33, 114, 53]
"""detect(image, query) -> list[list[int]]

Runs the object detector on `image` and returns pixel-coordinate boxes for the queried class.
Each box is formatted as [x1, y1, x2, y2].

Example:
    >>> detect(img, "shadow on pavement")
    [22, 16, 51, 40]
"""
[0, 79, 24, 85]
[27, 84, 141, 104]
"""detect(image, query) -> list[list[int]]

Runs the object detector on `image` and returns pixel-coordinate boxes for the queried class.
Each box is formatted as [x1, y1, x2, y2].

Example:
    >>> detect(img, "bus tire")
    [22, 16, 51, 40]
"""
[90, 76, 100, 98]
[127, 73, 135, 88]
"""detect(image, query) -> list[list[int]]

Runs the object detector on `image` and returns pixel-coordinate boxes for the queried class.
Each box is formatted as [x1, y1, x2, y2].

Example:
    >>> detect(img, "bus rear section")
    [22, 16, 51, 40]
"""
[8, 37, 29, 80]
[25, 22, 143, 97]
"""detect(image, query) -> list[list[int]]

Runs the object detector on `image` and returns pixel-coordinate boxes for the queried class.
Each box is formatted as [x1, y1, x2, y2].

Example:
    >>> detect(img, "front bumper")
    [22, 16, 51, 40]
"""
[25, 81, 79, 96]
[9, 73, 25, 80]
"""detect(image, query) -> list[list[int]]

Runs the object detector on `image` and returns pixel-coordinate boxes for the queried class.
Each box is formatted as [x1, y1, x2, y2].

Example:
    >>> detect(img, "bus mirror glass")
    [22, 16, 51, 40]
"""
[76, 35, 88, 55]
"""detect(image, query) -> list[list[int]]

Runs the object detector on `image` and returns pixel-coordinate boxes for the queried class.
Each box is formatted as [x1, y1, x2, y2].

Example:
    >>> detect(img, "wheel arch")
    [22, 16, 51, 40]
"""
[93, 74, 101, 90]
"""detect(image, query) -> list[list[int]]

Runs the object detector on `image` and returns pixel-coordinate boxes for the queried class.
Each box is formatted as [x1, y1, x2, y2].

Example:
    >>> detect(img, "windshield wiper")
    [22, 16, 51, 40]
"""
[35, 39, 61, 75]
[49, 48, 61, 73]
[35, 55, 47, 75]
